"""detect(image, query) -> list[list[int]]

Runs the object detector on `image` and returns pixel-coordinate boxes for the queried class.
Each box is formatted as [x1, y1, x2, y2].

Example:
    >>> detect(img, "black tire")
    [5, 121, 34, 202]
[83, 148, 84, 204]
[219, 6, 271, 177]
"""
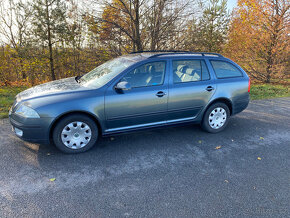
[52, 114, 98, 153]
[201, 102, 230, 133]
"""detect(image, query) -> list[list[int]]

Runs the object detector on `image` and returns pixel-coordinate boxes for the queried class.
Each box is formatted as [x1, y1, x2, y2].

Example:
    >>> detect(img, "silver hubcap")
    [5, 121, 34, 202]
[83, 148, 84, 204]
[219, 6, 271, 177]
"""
[61, 121, 92, 149]
[208, 107, 227, 129]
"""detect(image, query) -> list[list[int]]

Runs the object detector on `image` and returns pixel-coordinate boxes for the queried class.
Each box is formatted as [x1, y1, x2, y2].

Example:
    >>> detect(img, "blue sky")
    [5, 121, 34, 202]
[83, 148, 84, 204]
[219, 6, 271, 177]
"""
[227, 0, 238, 10]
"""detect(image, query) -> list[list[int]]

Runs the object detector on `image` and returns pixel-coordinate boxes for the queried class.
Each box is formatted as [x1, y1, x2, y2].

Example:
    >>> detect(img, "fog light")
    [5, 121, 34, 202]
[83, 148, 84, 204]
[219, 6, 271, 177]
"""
[14, 127, 23, 137]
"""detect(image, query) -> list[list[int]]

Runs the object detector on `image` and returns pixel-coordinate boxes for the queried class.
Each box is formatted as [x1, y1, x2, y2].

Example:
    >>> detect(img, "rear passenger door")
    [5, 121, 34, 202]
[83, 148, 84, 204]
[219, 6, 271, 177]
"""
[167, 59, 216, 123]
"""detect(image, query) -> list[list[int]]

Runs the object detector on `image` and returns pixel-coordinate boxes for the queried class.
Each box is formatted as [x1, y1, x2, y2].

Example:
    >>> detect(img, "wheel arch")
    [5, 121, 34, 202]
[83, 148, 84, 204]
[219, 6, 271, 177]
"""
[49, 111, 103, 142]
[204, 98, 233, 116]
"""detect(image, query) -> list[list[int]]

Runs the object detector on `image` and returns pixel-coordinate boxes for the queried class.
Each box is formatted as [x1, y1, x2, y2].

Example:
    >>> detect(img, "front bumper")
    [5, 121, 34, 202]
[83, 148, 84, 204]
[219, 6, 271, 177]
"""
[9, 114, 54, 144]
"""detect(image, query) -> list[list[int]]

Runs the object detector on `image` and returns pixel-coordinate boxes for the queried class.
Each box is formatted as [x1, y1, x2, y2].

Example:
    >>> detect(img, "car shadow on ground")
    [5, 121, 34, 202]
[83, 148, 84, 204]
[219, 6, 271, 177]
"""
[3, 104, 290, 197]
[11, 112, 276, 171]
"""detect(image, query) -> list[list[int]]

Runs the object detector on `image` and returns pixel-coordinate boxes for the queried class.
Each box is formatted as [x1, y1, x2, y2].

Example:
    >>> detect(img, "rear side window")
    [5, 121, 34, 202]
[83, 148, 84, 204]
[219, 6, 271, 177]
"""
[172, 60, 210, 83]
[211, 61, 243, 79]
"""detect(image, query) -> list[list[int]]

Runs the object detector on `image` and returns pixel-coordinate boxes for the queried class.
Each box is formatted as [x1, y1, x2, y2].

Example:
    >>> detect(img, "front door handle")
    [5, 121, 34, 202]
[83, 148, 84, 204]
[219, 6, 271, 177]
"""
[156, 91, 166, 97]
[206, 86, 214, 92]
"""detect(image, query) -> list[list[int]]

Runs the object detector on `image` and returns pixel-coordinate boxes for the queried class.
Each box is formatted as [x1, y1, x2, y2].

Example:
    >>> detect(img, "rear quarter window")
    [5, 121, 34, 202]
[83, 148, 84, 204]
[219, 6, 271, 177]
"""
[211, 61, 243, 79]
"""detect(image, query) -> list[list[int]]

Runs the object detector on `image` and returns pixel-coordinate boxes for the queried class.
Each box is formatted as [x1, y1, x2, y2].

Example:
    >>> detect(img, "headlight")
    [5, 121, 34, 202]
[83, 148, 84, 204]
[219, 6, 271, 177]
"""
[9, 106, 12, 115]
[15, 105, 40, 118]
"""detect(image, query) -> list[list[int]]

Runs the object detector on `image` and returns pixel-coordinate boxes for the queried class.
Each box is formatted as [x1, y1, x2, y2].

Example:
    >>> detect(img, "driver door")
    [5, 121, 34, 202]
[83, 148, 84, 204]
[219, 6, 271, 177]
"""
[104, 61, 169, 133]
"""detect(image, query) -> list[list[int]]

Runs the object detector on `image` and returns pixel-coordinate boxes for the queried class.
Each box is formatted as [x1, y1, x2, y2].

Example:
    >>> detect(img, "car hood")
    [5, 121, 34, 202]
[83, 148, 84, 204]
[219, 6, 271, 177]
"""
[16, 77, 90, 102]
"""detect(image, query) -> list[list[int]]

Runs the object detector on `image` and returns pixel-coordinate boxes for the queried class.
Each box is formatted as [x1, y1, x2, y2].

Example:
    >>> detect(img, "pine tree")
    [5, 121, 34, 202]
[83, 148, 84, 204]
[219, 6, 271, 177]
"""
[31, 0, 68, 80]
[186, 0, 229, 52]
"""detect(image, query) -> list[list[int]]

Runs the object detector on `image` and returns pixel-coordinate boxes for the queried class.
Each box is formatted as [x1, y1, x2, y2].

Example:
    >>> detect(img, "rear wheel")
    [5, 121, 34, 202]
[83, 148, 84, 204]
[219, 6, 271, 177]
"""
[53, 114, 98, 153]
[201, 103, 230, 133]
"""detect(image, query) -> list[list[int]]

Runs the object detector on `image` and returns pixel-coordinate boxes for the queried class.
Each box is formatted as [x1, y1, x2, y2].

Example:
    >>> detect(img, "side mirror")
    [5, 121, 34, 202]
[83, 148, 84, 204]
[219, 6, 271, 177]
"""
[115, 81, 131, 92]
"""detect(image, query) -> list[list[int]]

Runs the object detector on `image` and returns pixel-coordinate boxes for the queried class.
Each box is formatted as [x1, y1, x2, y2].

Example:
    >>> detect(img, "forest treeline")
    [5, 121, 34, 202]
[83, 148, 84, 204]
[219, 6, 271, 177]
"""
[0, 0, 289, 86]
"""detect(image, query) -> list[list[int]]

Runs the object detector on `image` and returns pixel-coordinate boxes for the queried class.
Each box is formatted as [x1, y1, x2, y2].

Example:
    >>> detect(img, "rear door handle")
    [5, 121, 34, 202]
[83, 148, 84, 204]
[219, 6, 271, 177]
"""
[206, 86, 214, 92]
[156, 91, 166, 97]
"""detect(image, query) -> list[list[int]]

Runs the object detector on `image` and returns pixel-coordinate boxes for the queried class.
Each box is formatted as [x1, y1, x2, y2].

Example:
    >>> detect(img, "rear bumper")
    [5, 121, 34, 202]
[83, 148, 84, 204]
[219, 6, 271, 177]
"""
[9, 114, 54, 144]
[232, 96, 250, 115]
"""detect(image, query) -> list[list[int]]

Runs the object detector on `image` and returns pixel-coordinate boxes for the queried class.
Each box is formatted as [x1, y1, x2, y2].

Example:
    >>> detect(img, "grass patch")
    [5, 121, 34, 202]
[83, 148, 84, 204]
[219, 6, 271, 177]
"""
[0, 84, 289, 119]
[250, 84, 290, 100]
[0, 86, 27, 118]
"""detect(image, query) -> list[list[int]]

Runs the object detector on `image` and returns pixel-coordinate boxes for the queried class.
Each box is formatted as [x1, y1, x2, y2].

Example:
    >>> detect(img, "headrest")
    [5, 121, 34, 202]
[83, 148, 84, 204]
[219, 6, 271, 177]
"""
[177, 65, 188, 72]
[147, 65, 156, 73]
[185, 68, 194, 75]
[134, 68, 140, 74]
[192, 73, 201, 80]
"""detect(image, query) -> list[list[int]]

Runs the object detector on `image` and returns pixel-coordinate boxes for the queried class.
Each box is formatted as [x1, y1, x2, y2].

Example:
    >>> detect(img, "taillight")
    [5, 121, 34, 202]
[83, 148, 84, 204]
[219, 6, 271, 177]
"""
[248, 79, 251, 93]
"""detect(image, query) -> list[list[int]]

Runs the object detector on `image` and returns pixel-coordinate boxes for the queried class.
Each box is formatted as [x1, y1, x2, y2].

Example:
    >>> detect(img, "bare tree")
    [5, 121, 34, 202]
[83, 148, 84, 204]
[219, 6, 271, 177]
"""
[143, 0, 194, 50]
[89, 0, 197, 52]
[95, 0, 145, 52]
[0, 0, 32, 47]
[0, 0, 32, 80]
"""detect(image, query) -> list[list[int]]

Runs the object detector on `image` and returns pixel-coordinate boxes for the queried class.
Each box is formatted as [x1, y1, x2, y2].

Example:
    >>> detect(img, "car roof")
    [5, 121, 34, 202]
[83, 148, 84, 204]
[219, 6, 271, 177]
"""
[122, 51, 224, 61]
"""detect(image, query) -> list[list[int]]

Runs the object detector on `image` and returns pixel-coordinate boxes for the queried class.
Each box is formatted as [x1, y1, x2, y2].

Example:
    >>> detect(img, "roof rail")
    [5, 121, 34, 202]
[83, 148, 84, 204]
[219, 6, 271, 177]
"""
[130, 50, 190, 54]
[148, 51, 224, 58]
[130, 50, 224, 58]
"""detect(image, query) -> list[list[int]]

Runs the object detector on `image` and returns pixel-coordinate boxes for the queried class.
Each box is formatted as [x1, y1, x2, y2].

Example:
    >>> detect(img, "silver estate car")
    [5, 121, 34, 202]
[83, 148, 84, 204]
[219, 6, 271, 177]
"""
[9, 51, 250, 153]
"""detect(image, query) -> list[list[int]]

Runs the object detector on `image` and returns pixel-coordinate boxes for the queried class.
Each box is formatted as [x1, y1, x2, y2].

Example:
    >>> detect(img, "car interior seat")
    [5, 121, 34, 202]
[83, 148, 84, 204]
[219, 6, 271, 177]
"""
[174, 65, 188, 83]
[181, 68, 201, 82]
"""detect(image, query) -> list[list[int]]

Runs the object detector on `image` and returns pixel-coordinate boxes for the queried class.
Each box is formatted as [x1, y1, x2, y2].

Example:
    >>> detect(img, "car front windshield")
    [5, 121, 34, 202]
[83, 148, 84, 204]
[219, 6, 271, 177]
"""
[79, 57, 137, 88]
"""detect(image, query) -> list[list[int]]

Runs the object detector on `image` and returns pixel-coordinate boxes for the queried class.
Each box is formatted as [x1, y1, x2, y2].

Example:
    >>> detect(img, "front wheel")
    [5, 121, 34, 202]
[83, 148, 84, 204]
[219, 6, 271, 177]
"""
[52, 114, 98, 153]
[201, 103, 230, 133]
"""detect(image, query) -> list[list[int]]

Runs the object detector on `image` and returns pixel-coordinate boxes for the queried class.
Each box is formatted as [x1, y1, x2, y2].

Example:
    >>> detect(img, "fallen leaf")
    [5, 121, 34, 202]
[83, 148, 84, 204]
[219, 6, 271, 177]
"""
[215, 146, 221, 150]
[257, 157, 262, 160]
[198, 140, 202, 144]
[49, 178, 56, 182]
[259, 137, 264, 140]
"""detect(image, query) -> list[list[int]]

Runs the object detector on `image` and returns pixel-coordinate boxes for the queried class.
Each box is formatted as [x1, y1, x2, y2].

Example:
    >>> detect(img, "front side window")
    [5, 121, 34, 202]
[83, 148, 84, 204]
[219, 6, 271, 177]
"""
[120, 61, 166, 88]
[211, 61, 243, 79]
[173, 60, 210, 83]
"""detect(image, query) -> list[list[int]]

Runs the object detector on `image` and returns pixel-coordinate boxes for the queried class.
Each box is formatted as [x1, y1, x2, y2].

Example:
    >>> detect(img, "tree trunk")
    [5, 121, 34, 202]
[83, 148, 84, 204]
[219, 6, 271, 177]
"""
[20, 58, 26, 79]
[265, 66, 271, 83]
[45, 0, 56, 80]
[134, 0, 142, 51]
[265, 46, 273, 83]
